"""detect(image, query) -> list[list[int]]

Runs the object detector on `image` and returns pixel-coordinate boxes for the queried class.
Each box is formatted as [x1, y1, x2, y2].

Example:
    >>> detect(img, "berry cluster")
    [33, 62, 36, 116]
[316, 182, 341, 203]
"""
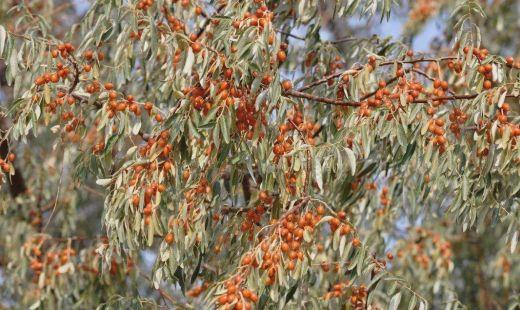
[217, 276, 259, 310]
[232, 4, 273, 31]
[0, 152, 16, 183]
[323, 282, 368, 309]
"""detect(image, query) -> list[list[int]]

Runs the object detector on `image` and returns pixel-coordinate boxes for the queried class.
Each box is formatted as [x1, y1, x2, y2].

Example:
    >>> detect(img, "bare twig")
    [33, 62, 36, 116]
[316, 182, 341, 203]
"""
[298, 69, 359, 92]
[285, 89, 361, 107]
[275, 29, 305, 41]
[196, 4, 225, 38]
[67, 54, 80, 95]
[275, 29, 366, 44]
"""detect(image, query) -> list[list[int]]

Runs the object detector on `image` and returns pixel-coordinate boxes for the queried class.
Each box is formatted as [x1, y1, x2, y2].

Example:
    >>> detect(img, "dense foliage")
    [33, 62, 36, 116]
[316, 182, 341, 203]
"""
[0, 0, 519, 309]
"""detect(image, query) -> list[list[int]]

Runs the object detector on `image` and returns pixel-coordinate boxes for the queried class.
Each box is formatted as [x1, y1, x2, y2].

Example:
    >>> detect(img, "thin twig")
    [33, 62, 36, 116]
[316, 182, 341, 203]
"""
[275, 29, 367, 44]
[298, 69, 359, 92]
[42, 152, 66, 232]
[358, 68, 414, 102]
[196, 4, 225, 38]
[285, 89, 361, 107]
[275, 29, 305, 41]
[410, 68, 435, 81]
[411, 68, 456, 95]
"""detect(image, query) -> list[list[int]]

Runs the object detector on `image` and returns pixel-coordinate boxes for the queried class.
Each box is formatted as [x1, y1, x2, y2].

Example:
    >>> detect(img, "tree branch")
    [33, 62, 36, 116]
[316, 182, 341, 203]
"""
[285, 89, 361, 107]
[297, 56, 458, 92]
[196, 4, 225, 38]
[286, 89, 519, 107]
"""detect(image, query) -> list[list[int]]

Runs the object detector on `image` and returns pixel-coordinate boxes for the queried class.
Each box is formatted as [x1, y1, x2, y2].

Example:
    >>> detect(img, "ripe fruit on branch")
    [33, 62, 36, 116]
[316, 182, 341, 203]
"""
[281, 80, 293, 91]
[191, 42, 202, 54]
[165, 232, 174, 244]
[277, 50, 287, 62]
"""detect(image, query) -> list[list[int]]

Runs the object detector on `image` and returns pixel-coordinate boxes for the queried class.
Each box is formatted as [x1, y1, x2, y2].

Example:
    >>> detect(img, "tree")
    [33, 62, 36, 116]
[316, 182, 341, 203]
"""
[0, 0, 519, 308]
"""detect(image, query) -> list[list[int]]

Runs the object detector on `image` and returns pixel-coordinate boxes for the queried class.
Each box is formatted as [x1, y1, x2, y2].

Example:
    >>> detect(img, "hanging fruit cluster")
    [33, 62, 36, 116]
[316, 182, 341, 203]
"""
[0, 152, 16, 185]
[217, 275, 259, 310]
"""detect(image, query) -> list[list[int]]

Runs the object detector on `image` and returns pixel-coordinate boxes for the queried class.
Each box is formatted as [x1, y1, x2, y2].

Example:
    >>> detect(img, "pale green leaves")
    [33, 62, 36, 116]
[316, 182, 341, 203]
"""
[345, 147, 357, 175]
[96, 178, 112, 186]
[388, 291, 402, 310]
[0, 26, 6, 56]
[452, 0, 485, 47]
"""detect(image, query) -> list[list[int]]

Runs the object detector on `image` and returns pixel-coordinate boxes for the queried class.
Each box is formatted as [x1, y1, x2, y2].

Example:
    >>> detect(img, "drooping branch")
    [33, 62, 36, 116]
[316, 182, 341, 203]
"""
[286, 89, 519, 107]
[297, 56, 459, 92]
[285, 89, 361, 107]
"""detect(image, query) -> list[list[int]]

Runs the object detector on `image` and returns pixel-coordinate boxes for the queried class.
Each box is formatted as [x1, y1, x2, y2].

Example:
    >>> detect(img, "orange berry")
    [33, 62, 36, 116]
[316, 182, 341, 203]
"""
[259, 190, 268, 201]
[242, 255, 252, 265]
[218, 295, 228, 304]
[83, 50, 93, 60]
[191, 42, 202, 54]
[2, 163, 10, 173]
[132, 194, 140, 207]
[277, 50, 287, 62]
[165, 232, 174, 244]
[104, 82, 114, 90]
[35, 76, 45, 86]
[281, 80, 293, 91]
